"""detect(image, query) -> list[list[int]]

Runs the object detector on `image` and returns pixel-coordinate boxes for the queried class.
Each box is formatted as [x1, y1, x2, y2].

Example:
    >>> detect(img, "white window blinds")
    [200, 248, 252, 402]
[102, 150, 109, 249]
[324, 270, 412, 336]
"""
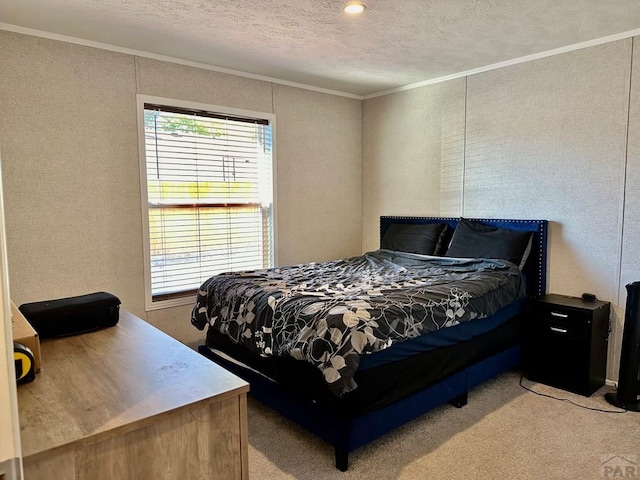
[142, 102, 274, 302]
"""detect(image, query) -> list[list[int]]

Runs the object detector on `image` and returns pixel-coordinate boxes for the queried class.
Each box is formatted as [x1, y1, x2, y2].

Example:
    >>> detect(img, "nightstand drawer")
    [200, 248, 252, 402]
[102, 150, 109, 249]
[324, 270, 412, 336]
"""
[535, 303, 593, 326]
[537, 317, 590, 339]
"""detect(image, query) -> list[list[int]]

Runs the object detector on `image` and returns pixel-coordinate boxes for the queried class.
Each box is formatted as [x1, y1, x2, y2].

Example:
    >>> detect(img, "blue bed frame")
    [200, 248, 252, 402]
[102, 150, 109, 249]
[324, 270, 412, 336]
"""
[198, 217, 548, 471]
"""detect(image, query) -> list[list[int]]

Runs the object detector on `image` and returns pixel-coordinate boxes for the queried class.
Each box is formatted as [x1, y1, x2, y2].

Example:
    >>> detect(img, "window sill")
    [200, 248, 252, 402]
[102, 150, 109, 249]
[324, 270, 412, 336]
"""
[145, 294, 195, 312]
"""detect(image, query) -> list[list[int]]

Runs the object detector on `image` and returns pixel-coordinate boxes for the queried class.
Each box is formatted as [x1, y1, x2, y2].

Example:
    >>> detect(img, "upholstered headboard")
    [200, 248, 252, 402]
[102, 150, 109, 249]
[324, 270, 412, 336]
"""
[380, 216, 548, 297]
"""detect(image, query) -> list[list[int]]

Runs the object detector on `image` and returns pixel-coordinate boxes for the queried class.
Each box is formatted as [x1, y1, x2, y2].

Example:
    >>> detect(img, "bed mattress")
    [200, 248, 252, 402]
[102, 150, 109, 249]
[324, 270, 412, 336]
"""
[192, 249, 526, 397]
[358, 298, 524, 369]
[204, 308, 523, 416]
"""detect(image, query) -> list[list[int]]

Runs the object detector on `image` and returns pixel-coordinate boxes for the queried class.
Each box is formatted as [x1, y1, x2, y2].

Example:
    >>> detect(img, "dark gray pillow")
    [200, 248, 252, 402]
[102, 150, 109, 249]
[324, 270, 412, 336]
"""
[444, 218, 533, 268]
[381, 223, 448, 255]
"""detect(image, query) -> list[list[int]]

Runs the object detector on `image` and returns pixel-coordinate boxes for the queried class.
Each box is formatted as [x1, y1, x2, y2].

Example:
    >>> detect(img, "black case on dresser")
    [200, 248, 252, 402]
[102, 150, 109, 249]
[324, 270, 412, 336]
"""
[527, 294, 610, 397]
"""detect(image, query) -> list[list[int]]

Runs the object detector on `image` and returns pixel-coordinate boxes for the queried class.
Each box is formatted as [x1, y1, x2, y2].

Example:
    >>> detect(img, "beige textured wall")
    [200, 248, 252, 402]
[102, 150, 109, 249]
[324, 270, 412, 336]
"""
[0, 31, 362, 345]
[363, 39, 634, 381]
[465, 40, 631, 379]
[362, 80, 466, 251]
[621, 38, 640, 337]
[0, 33, 143, 312]
[466, 41, 630, 295]
[273, 84, 362, 265]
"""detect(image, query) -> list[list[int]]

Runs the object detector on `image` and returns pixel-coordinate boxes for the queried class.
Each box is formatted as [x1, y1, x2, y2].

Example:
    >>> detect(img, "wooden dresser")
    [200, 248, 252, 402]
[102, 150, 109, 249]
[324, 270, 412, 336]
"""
[17, 310, 249, 479]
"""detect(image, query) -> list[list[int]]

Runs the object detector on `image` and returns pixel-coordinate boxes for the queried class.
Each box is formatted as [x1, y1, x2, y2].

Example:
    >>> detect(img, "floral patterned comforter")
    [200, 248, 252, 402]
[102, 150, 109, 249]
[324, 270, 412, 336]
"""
[191, 249, 525, 397]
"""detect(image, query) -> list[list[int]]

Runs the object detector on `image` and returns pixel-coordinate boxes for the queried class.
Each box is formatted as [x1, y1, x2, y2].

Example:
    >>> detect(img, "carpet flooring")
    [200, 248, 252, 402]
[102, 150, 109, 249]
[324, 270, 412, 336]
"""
[247, 371, 640, 479]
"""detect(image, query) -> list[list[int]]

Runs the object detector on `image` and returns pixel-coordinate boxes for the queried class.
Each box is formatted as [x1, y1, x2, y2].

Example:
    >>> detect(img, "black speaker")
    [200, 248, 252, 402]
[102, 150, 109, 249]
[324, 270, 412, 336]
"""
[18, 292, 120, 339]
[605, 281, 640, 411]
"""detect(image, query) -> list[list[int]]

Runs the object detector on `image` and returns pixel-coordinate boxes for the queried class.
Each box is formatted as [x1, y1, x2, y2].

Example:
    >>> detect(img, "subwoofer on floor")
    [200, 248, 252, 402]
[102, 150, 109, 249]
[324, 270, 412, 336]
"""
[605, 281, 640, 411]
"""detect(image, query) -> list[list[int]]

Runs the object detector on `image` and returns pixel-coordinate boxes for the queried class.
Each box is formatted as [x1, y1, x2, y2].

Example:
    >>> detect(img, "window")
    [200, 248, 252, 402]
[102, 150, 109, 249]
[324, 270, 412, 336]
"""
[137, 96, 275, 309]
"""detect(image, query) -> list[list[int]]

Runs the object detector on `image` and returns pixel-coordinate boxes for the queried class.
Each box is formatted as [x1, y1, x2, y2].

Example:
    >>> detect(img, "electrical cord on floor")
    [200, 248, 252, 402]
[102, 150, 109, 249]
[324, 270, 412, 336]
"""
[519, 372, 628, 413]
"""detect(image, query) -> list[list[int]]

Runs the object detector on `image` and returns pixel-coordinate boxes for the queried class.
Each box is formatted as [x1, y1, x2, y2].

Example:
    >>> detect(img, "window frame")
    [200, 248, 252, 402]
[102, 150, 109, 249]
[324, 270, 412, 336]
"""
[136, 94, 277, 311]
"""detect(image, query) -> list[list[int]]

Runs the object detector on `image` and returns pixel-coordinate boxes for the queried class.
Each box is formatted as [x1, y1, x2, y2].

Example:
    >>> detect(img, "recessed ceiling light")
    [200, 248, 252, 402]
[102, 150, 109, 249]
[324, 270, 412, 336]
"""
[344, 2, 366, 14]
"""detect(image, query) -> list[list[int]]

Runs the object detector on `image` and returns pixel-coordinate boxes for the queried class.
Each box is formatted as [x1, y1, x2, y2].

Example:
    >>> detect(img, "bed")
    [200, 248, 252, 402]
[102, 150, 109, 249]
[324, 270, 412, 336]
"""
[192, 216, 548, 470]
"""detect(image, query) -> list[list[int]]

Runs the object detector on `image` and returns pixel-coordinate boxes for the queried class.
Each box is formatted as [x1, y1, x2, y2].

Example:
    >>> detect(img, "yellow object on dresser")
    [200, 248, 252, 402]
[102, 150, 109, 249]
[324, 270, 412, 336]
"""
[11, 300, 41, 372]
[17, 310, 249, 480]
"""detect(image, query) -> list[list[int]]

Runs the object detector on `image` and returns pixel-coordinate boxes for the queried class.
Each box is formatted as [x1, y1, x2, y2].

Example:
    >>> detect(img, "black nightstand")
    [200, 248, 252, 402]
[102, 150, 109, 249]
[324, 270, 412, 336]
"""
[526, 294, 610, 397]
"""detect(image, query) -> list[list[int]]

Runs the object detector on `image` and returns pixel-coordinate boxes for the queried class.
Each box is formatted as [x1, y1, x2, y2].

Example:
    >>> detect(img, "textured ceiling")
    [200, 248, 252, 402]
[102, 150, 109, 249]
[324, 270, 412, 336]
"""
[1, 0, 640, 96]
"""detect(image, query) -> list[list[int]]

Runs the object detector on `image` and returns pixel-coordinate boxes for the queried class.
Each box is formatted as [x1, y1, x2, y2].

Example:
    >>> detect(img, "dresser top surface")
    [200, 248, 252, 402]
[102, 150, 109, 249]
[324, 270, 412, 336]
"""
[18, 310, 248, 458]
[535, 293, 609, 311]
